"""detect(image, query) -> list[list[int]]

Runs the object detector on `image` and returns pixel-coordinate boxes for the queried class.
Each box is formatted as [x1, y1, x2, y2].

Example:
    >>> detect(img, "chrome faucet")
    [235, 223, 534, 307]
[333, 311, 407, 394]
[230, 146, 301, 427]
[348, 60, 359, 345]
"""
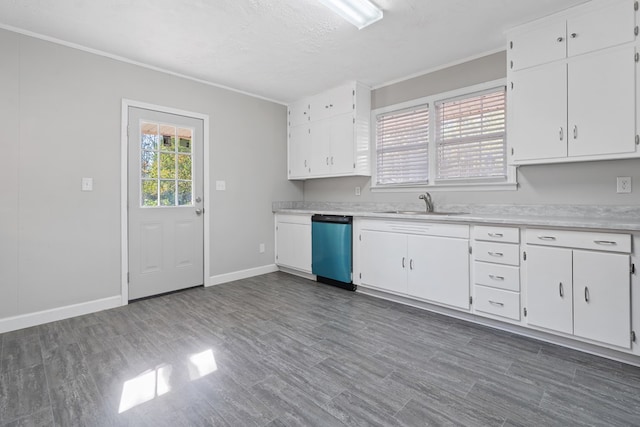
[418, 193, 434, 213]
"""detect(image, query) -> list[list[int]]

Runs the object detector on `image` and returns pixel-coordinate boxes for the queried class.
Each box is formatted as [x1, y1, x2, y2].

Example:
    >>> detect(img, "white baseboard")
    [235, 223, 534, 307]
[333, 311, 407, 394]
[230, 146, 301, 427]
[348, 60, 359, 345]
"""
[0, 296, 122, 334]
[208, 264, 278, 286]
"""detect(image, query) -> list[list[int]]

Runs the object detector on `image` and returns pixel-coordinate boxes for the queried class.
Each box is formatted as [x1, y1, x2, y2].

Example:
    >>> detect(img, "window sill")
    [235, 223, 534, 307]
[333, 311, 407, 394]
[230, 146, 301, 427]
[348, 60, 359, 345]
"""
[371, 182, 518, 193]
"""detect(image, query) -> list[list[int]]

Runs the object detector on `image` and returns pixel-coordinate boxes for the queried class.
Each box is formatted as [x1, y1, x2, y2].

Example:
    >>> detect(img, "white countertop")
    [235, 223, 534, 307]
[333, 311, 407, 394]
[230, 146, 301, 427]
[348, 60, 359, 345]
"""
[274, 208, 640, 232]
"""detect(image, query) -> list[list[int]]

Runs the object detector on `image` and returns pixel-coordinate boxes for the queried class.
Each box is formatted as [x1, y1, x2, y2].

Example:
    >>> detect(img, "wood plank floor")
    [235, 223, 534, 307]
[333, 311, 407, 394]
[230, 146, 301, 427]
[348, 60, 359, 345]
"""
[1, 271, 639, 426]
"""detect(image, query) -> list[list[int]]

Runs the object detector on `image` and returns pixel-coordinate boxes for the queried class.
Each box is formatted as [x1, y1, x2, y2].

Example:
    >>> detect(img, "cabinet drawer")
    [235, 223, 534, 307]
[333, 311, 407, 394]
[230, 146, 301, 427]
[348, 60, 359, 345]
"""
[474, 242, 520, 266]
[276, 214, 311, 225]
[474, 285, 521, 321]
[473, 261, 520, 292]
[473, 226, 520, 243]
[525, 228, 631, 253]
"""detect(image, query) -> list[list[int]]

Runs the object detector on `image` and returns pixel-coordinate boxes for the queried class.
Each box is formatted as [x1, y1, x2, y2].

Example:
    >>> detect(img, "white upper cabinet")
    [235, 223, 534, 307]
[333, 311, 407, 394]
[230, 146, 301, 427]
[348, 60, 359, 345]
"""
[567, 0, 636, 57]
[509, 19, 567, 71]
[287, 81, 371, 180]
[507, 0, 638, 165]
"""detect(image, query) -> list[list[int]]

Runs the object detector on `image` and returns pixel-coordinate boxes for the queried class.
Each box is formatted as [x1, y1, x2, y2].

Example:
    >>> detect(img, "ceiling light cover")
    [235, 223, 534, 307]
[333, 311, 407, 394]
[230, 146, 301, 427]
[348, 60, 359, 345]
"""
[319, 0, 383, 29]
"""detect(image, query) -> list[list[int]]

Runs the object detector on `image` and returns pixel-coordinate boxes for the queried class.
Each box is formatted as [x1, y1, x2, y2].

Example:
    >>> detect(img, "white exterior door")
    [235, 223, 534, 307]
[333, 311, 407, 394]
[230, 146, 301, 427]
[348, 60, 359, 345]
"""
[128, 107, 204, 300]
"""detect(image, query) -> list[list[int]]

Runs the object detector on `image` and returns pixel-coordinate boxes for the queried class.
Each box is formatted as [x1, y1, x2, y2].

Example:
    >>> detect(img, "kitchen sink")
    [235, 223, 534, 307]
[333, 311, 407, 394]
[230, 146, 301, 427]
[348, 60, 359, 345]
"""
[374, 210, 467, 216]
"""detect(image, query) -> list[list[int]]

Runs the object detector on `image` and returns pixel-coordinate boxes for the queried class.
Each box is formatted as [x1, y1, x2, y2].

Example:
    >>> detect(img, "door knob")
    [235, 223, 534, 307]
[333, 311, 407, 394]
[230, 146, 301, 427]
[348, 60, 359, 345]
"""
[195, 196, 202, 203]
[195, 208, 203, 216]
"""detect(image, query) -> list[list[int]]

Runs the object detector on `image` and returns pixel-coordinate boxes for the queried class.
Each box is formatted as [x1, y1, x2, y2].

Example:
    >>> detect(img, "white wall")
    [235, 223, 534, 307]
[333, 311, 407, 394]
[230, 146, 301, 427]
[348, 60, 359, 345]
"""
[0, 29, 302, 320]
[304, 51, 640, 207]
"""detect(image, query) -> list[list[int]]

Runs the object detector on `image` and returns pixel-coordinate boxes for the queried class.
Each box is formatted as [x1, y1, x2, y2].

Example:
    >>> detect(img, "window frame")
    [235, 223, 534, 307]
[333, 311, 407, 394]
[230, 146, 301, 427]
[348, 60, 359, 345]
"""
[371, 79, 517, 192]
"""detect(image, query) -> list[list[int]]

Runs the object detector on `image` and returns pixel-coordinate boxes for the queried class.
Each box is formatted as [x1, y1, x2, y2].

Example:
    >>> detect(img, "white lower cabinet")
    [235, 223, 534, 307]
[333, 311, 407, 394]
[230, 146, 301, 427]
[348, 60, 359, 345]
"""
[359, 230, 407, 294]
[275, 214, 311, 273]
[525, 228, 632, 349]
[358, 221, 470, 310]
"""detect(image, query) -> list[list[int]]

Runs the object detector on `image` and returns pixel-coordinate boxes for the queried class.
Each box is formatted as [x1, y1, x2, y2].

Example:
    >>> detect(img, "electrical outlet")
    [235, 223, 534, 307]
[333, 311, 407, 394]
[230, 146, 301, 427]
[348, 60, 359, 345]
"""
[355, 186, 361, 196]
[259, 243, 265, 253]
[81, 177, 93, 191]
[617, 176, 632, 194]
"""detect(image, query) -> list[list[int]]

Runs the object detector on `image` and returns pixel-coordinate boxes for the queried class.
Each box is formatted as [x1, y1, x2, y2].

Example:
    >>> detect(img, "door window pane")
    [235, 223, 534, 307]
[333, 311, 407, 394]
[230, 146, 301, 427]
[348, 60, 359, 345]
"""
[140, 121, 194, 207]
[141, 180, 158, 206]
[177, 181, 192, 206]
[159, 180, 176, 206]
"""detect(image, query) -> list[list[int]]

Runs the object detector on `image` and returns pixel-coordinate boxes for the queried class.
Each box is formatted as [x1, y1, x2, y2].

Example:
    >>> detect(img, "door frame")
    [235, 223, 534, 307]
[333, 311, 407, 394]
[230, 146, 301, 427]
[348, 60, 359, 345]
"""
[120, 99, 211, 306]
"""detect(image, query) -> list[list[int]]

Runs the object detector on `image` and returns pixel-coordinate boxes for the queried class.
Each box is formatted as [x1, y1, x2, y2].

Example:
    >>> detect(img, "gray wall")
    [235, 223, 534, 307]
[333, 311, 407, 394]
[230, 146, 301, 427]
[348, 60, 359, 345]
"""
[305, 51, 640, 207]
[0, 29, 302, 319]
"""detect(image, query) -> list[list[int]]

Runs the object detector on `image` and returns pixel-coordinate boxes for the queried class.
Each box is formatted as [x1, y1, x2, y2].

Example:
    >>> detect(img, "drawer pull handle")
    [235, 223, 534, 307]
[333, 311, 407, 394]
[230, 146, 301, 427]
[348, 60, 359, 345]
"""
[489, 275, 505, 281]
[594, 240, 617, 246]
[402, 257, 405, 268]
[488, 252, 504, 257]
[489, 300, 505, 307]
[584, 286, 590, 303]
[410, 259, 414, 270]
[538, 236, 556, 241]
[559, 282, 564, 298]
[488, 233, 503, 238]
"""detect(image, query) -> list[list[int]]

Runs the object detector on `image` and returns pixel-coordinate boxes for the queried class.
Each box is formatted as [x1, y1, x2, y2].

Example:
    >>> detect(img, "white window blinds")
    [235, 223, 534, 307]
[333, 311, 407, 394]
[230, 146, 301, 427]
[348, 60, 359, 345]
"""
[375, 105, 429, 185]
[435, 87, 506, 181]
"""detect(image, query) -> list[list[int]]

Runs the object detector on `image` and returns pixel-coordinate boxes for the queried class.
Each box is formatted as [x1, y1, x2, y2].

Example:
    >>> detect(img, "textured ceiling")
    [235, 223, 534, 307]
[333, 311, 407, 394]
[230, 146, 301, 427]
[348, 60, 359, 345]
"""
[0, 0, 589, 103]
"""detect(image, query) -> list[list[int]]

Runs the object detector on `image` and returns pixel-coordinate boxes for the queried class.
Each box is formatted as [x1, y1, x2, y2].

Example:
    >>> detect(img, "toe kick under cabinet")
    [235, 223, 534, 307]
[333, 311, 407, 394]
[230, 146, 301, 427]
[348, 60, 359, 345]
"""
[524, 228, 633, 349]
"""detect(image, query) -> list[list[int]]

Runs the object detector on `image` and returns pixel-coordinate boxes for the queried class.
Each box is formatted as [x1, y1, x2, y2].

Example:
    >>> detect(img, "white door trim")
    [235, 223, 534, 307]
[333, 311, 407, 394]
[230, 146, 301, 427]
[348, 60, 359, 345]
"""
[120, 99, 211, 306]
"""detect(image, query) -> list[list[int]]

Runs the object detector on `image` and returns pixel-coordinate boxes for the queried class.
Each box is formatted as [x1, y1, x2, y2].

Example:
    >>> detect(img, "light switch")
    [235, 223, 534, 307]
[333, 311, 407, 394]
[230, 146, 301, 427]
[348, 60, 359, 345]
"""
[81, 177, 93, 191]
[215, 180, 226, 191]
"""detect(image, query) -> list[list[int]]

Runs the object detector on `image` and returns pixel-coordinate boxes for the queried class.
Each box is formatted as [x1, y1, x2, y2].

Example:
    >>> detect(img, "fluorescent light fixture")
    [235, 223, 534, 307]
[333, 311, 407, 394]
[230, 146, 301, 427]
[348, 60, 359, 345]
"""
[319, 0, 383, 29]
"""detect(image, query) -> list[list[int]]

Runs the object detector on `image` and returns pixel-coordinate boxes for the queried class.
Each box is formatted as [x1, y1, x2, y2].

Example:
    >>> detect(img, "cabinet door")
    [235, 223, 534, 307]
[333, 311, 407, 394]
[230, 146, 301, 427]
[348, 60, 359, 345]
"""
[573, 250, 631, 348]
[510, 62, 568, 162]
[509, 20, 566, 71]
[567, 0, 635, 57]
[311, 83, 354, 122]
[288, 125, 310, 178]
[407, 235, 470, 310]
[525, 246, 573, 334]
[288, 100, 310, 128]
[309, 119, 332, 176]
[276, 222, 311, 272]
[359, 230, 407, 294]
[568, 46, 636, 157]
[328, 113, 355, 175]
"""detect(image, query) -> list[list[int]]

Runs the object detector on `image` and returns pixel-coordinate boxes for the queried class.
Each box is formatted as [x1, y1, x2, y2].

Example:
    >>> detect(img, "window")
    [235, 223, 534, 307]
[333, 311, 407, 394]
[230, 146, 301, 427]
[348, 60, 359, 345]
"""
[435, 88, 506, 182]
[375, 105, 429, 185]
[372, 80, 514, 191]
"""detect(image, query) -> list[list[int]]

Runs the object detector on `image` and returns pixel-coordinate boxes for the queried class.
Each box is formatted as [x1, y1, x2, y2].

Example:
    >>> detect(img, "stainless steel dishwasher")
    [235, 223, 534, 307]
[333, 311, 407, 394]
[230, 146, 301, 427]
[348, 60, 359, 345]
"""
[311, 215, 355, 291]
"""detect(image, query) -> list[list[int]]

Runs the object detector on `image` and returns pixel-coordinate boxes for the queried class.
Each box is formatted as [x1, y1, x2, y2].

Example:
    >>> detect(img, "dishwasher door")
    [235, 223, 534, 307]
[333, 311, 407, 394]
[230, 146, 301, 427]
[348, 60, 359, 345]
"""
[311, 215, 354, 290]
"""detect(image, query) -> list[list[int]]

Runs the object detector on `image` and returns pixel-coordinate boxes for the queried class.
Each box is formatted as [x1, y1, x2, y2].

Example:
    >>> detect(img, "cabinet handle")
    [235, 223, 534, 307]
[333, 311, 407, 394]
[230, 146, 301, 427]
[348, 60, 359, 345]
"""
[571, 32, 578, 39]
[304, 160, 307, 167]
[489, 275, 505, 281]
[559, 127, 564, 141]
[584, 286, 590, 303]
[402, 257, 405, 268]
[326, 157, 329, 165]
[410, 259, 414, 270]
[488, 252, 504, 257]
[489, 300, 505, 307]
[331, 156, 334, 165]
[594, 240, 617, 246]
[573, 125, 578, 140]
[538, 236, 557, 241]
[488, 232, 503, 238]
[559, 282, 564, 298]
[557, 36, 564, 42]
